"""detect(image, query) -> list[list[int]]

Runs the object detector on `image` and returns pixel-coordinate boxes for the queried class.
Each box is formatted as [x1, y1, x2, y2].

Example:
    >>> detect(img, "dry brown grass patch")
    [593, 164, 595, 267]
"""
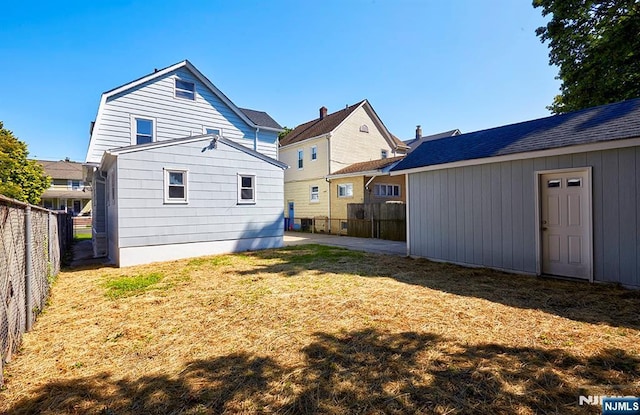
[1, 244, 638, 414]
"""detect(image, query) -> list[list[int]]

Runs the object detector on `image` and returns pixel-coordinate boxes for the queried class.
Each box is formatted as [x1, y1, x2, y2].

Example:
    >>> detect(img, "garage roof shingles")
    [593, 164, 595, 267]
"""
[393, 97, 640, 172]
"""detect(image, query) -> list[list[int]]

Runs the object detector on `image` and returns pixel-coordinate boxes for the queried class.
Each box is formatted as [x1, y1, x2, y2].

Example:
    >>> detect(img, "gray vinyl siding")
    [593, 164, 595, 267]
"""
[114, 138, 284, 249]
[88, 67, 277, 163]
[408, 146, 640, 288]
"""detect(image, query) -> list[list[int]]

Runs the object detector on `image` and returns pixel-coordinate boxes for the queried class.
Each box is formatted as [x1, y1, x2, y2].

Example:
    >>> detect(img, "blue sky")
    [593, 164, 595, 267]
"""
[0, 0, 559, 162]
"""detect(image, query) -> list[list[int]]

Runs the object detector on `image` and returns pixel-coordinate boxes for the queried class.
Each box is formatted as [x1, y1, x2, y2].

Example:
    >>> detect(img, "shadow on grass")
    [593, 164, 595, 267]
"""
[5, 328, 637, 414]
[244, 245, 640, 330]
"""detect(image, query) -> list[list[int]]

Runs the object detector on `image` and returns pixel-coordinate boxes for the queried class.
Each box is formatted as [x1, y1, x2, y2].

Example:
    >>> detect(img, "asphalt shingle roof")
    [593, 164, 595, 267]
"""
[403, 129, 460, 148]
[332, 156, 405, 175]
[392, 98, 640, 172]
[279, 101, 365, 147]
[239, 108, 282, 130]
[37, 160, 84, 180]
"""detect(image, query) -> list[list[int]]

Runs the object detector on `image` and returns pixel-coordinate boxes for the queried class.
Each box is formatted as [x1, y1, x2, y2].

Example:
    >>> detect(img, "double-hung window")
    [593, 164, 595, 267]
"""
[164, 169, 188, 203]
[310, 186, 319, 202]
[311, 146, 317, 161]
[175, 79, 195, 100]
[298, 150, 304, 169]
[133, 117, 154, 145]
[238, 174, 256, 204]
[337, 183, 353, 198]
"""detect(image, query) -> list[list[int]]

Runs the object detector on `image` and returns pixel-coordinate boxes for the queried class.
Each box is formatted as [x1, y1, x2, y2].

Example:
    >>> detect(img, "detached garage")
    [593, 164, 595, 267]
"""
[391, 98, 640, 289]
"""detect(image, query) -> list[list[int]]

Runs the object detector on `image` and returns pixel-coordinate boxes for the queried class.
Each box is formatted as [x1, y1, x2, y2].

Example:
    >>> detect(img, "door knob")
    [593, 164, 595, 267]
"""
[542, 227, 548, 231]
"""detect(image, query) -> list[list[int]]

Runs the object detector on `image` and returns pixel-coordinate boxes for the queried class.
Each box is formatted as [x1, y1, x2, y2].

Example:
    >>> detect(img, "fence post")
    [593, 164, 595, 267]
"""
[24, 206, 33, 331]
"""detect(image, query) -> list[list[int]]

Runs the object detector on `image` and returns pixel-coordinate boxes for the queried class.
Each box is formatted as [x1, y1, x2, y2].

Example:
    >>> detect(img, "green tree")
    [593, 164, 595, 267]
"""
[0, 121, 51, 204]
[278, 126, 293, 140]
[534, 0, 640, 113]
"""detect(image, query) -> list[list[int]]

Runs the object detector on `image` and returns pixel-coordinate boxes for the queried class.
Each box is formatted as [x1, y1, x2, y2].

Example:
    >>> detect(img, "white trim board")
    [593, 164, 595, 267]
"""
[391, 136, 640, 176]
[117, 236, 284, 267]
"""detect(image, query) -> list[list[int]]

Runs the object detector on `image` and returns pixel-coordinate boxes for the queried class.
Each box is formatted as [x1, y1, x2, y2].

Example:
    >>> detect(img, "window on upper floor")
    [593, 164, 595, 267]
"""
[374, 183, 400, 198]
[337, 183, 353, 198]
[381, 149, 388, 159]
[133, 117, 155, 145]
[175, 79, 195, 100]
[238, 174, 256, 204]
[298, 150, 304, 169]
[68, 180, 82, 190]
[310, 185, 319, 202]
[164, 169, 188, 203]
[311, 146, 317, 161]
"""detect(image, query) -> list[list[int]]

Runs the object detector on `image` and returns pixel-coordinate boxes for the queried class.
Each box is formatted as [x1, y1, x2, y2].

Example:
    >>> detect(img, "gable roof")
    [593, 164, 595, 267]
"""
[37, 159, 84, 180]
[239, 108, 282, 130]
[404, 129, 460, 149]
[279, 101, 364, 146]
[101, 60, 282, 131]
[392, 97, 640, 173]
[279, 100, 409, 150]
[328, 156, 404, 178]
[104, 134, 288, 170]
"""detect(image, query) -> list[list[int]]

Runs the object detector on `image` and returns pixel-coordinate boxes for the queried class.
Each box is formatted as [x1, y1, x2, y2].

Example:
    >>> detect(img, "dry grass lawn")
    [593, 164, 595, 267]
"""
[1, 244, 639, 414]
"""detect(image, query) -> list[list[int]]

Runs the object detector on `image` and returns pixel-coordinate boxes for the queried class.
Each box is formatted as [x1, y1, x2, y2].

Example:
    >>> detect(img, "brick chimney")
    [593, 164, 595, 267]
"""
[416, 125, 422, 140]
[320, 106, 328, 120]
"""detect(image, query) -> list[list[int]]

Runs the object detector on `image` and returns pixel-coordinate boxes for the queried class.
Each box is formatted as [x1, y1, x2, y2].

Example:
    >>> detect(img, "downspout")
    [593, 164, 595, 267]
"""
[326, 133, 332, 233]
[254, 127, 259, 151]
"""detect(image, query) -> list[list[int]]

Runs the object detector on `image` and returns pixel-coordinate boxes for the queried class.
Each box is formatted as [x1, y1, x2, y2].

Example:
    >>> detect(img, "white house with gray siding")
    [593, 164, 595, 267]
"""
[392, 98, 640, 289]
[85, 60, 286, 266]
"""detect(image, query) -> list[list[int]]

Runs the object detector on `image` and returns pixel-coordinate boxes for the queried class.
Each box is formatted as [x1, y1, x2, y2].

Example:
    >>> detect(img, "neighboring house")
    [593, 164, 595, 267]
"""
[279, 100, 409, 229]
[37, 158, 92, 215]
[85, 60, 286, 266]
[404, 126, 461, 152]
[391, 97, 640, 289]
[326, 156, 406, 224]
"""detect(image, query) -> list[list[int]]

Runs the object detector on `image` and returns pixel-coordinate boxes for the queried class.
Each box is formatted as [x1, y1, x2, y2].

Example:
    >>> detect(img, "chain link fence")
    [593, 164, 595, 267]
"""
[0, 195, 72, 386]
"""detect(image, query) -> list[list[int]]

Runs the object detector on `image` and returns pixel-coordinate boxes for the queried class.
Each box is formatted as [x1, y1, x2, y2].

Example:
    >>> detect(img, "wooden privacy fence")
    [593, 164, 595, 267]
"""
[347, 203, 406, 241]
[0, 195, 72, 386]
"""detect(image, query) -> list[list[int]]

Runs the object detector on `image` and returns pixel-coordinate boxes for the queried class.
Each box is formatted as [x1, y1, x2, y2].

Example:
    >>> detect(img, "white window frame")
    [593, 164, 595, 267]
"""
[337, 183, 353, 198]
[298, 149, 304, 169]
[381, 149, 388, 159]
[164, 168, 189, 204]
[174, 78, 195, 100]
[203, 126, 222, 136]
[130, 115, 156, 145]
[237, 173, 256, 204]
[311, 146, 317, 161]
[310, 185, 319, 202]
[374, 183, 400, 198]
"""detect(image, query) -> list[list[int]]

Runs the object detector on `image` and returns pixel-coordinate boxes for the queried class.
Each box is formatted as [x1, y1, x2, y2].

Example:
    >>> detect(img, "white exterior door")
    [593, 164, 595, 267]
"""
[540, 170, 591, 279]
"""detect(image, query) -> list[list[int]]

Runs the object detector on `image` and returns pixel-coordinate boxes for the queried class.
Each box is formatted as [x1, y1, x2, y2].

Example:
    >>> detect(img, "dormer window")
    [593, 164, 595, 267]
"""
[359, 124, 369, 133]
[175, 79, 195, 100]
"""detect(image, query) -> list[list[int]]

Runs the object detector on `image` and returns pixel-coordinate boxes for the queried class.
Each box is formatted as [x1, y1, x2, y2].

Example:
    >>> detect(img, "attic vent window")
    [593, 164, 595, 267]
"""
[359, 124, 369, 133]
[175, 79, 195, 100]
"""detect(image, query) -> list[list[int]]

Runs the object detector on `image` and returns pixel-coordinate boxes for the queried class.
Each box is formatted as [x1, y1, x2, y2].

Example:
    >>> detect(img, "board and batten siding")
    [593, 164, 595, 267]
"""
[114, 138, 284, 253]
[87, 67, 277, 163]
[407, 146, 640, 288]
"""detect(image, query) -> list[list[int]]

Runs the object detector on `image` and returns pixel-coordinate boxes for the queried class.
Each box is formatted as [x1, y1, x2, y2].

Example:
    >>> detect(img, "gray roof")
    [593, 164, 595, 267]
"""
[239, 108, 282, 130]
[36, 159, 84, 180]
[392, 98, 640, 172]
[404, 129, 460, 152]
